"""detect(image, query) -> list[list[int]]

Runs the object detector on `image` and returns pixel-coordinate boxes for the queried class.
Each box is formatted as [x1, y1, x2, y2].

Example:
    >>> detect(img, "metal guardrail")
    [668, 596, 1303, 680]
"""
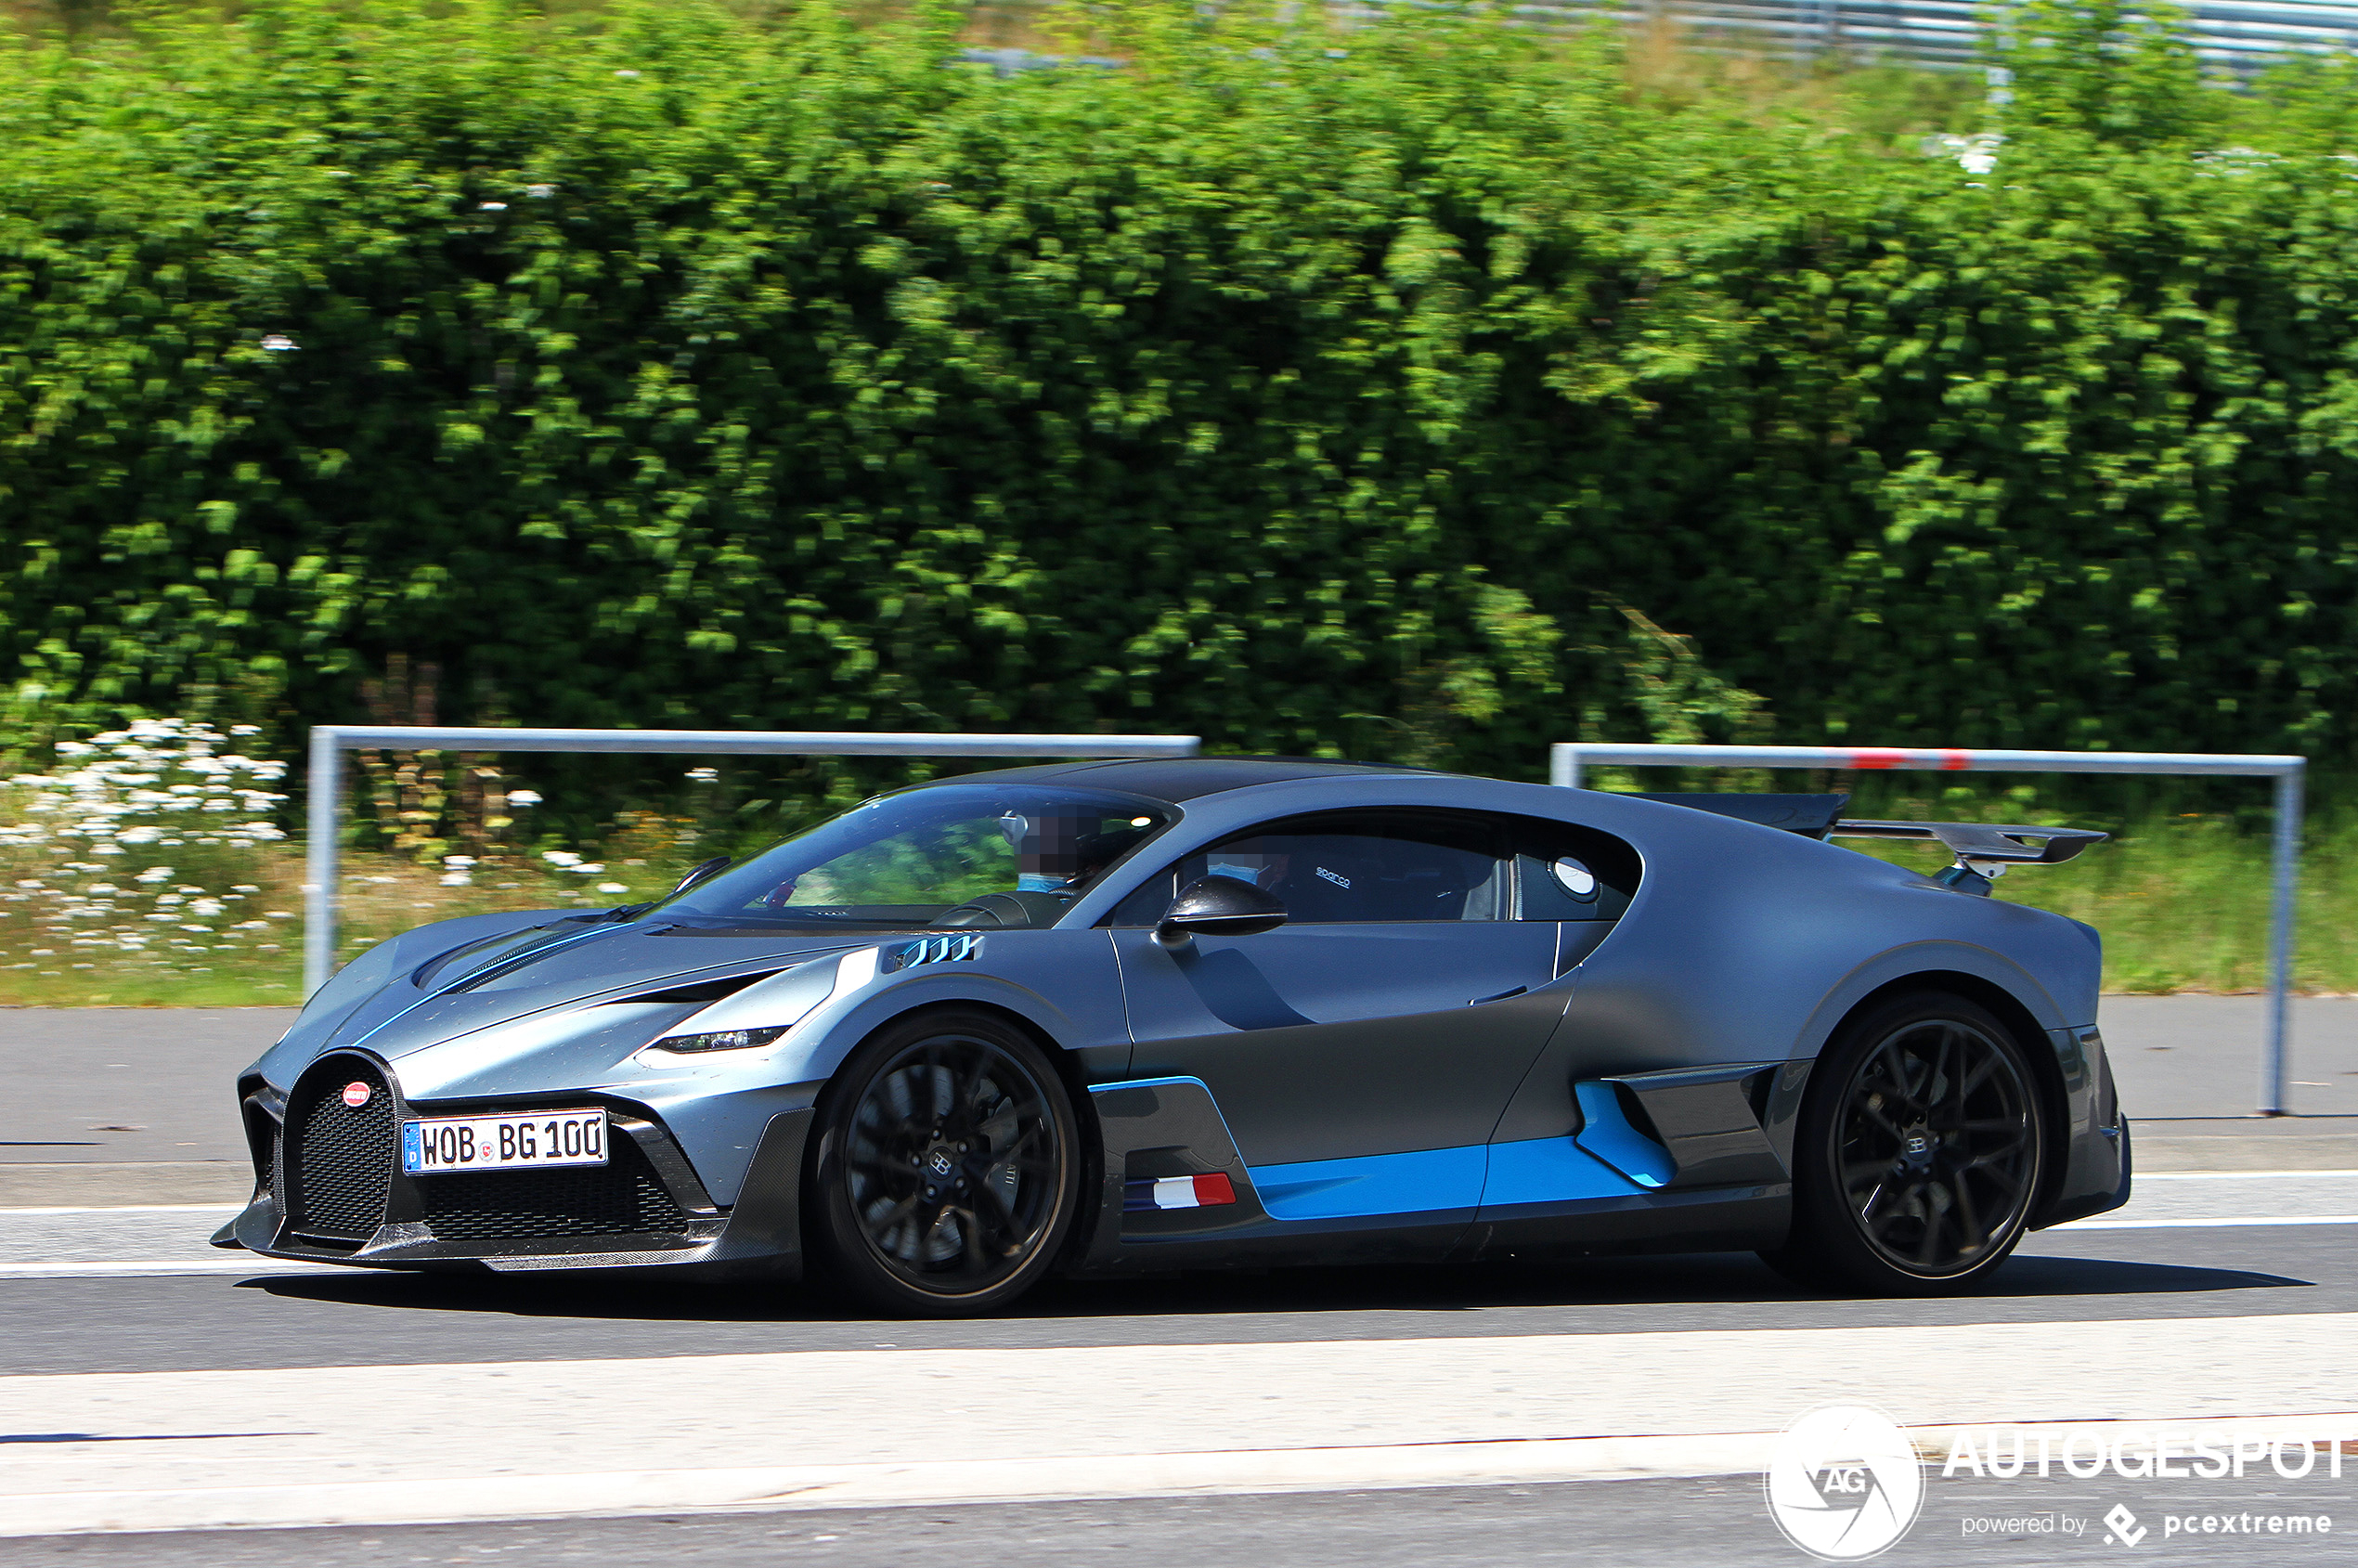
[1393, 0, 2358, 68]
[1550, 742, 2308, 1118]
[301, 726, 1202, 996]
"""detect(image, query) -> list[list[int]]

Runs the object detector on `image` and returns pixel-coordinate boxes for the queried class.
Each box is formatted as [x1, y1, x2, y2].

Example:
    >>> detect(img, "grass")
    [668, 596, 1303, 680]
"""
[0, 807, 2341, 1006]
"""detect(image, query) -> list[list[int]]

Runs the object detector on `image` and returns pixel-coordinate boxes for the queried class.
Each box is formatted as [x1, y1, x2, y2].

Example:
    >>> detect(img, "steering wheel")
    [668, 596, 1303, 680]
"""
[928, 891, 1073, 929]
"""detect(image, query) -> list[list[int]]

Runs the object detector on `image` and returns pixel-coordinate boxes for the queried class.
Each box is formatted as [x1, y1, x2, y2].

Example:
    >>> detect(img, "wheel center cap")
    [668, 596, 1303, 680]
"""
[1901, 1128, 1935, 1165]
[925, 1146, 957, 1180]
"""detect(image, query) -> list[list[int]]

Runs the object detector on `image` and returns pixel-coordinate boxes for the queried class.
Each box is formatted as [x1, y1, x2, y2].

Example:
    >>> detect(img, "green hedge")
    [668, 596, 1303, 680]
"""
[5, 0, 2358, 789]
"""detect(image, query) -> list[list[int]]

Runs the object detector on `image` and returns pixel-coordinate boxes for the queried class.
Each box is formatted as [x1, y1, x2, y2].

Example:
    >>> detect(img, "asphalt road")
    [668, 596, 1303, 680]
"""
[0, 1217, 2346, 1376]
[6, 1217, 2355, 1563]
[18, 1471, 2358, 1568]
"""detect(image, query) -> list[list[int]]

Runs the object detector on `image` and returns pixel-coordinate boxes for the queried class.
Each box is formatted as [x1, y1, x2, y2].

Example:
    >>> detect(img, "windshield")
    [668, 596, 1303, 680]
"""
[650, 784, 1173, 930]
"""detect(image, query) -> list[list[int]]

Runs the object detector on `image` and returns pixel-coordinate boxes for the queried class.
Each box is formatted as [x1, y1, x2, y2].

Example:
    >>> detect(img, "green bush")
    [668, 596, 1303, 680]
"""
[4, 0, 2357, 794]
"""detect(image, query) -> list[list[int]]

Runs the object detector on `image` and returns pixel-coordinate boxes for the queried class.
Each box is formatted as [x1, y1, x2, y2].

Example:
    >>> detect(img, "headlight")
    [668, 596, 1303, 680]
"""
[652, 1025, 788, 1054]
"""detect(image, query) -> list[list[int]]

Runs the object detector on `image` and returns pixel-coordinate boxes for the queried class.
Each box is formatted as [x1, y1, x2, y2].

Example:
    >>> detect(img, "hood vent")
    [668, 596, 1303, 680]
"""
[609, 969, 788, 1006]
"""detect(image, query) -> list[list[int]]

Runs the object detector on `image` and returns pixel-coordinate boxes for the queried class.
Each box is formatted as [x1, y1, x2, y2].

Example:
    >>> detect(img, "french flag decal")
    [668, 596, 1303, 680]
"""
[1124, 1173, 1237, 1212]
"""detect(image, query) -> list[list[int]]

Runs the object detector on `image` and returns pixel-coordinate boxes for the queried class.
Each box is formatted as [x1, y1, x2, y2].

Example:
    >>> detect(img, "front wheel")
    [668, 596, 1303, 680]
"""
[806, 1010, 1082, 1316]
[1764, 991, 2046, 1296]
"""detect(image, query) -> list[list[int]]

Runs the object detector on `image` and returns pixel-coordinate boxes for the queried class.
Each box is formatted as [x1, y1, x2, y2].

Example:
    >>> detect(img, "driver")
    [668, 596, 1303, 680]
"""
[1003, 810, 1153, 895]
[1004, 810, 1093, 893]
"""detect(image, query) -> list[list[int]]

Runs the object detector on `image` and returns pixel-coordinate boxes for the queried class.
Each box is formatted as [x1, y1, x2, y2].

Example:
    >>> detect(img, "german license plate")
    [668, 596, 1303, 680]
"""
[401, 1108, 607, 1174]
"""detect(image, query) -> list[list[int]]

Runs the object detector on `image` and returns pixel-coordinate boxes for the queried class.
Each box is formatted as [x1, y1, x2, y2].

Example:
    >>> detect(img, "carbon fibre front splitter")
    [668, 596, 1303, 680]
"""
[221, 1108, 815, 1281]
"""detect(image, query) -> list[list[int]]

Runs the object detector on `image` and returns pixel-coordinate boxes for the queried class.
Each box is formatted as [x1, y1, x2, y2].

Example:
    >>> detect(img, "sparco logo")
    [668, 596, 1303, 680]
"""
[1764, 1405, 1925, 1561]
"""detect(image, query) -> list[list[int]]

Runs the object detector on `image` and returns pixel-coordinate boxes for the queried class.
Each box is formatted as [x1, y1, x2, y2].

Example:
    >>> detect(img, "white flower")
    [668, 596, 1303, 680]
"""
[684, 767, 719, 783]
[615, 68, 640, 78]
[439, 872, 474, 887]
[540, 849, 582, 867]
[596, 882, 628, 893]
[525, 184, 556, 199]
[568, 862, 604, 875]
[260, 333, 298, 352]
[506, 789, 542, 806]
[479, 201, 508, 212]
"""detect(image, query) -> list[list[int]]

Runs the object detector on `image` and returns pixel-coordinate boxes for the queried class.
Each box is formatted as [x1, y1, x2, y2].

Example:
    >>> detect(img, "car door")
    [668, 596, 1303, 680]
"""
[1109, 809, 1567, 1226]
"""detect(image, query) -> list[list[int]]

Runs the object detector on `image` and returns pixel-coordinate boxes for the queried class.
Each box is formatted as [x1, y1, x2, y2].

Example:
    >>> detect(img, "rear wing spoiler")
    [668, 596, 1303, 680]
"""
[1630, 793, 2105, 894]
[1826, 819, 2106, 865]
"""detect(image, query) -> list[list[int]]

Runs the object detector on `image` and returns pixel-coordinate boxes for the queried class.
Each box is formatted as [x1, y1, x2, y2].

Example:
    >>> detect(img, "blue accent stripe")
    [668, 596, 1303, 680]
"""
[1479, 1135, 1649, 1208]
[1097, 1077, 1662, 1222]
[1571, 1082, 1676, 1188]
[1089, 1076, 1215, 1095]
[1249, 1146, 1486, 1220]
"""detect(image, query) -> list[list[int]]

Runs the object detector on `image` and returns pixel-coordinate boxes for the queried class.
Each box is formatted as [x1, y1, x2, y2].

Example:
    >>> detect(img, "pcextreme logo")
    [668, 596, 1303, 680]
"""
[1765, 1404, 1927, 1561]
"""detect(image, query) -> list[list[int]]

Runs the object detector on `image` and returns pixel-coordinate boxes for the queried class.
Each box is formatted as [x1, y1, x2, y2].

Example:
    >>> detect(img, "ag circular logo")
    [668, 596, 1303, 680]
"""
[1763, 1404, 1924, 1561]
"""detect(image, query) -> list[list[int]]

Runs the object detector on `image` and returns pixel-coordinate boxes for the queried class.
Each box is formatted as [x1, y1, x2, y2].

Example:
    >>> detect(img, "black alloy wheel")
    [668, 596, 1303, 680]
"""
[808, 1010, 1082, 1315]
[1765, 991, 2046, 1295]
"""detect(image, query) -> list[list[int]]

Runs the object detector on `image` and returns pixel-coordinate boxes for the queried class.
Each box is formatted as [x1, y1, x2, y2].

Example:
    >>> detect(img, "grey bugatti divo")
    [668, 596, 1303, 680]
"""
[217, 758, 2131, 1315]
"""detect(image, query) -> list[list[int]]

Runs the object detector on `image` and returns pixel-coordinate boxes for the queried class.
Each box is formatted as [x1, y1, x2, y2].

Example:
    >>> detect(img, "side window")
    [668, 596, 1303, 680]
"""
[1108, 864, 1178, 928]
[1139, 810, 1509, 925]
[1511, 818, 1641, 922]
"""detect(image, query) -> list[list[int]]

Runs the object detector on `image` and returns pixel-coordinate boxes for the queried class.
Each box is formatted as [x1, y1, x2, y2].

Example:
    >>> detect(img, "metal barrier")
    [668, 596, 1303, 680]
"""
[302, 726, 1201, 996]
[1447, 0, 2358, 69]
[1549, 742, 2309, 1116]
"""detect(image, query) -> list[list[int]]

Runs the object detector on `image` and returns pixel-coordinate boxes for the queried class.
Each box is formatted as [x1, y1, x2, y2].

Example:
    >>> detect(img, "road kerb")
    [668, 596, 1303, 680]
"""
[9, 1413, 2358, 1537]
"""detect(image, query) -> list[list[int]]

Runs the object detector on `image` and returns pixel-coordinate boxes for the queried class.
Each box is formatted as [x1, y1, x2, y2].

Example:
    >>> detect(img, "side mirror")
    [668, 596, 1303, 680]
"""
[669, 856, 732, 898]
[1155, 875, 1288, 951]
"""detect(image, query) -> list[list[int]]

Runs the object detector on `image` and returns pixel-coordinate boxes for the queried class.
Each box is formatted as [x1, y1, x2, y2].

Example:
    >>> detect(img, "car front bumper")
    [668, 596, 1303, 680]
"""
[214, 1050, 818, 1279]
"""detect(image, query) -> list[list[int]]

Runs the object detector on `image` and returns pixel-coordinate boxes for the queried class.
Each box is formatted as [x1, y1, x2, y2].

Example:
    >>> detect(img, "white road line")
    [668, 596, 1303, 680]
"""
[0, 1259, 337, 1277]
[2138, 1171, 2358, 1181]
[0, 1204, 242, 1216]
[2055, 1215, 2358, 1231]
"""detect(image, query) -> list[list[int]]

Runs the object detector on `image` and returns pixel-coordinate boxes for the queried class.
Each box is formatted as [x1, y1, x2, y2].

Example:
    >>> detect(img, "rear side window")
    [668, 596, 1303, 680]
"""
[1511, 818, 1641, 922]
[1108, 810, 1509, 926]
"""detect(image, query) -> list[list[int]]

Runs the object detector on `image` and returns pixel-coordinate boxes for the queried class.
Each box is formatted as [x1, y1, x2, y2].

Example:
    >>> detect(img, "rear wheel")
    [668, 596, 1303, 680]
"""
[1764, 991, 2046, 1295]
[806, 1010, 1082, 1316]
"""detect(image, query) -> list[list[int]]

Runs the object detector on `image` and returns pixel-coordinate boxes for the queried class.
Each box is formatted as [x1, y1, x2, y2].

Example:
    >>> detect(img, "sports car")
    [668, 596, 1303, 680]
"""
[216, 757, 2132, 1315]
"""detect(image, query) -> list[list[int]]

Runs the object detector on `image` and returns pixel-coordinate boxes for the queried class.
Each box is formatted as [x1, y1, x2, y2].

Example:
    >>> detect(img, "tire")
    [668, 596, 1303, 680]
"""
[1763, 991, 2047, 1296]
[805, 1009, 1083, 1316]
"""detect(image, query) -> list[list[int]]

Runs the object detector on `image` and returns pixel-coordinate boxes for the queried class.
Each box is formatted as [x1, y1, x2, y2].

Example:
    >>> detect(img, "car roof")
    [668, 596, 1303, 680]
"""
[908, 757, 1444, 805]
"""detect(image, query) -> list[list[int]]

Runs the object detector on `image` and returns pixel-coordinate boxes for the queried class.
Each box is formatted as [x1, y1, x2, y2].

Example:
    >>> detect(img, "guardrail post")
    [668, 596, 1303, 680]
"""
[2262, 764, 2303, 1116]
[303, 725, 343, 998]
